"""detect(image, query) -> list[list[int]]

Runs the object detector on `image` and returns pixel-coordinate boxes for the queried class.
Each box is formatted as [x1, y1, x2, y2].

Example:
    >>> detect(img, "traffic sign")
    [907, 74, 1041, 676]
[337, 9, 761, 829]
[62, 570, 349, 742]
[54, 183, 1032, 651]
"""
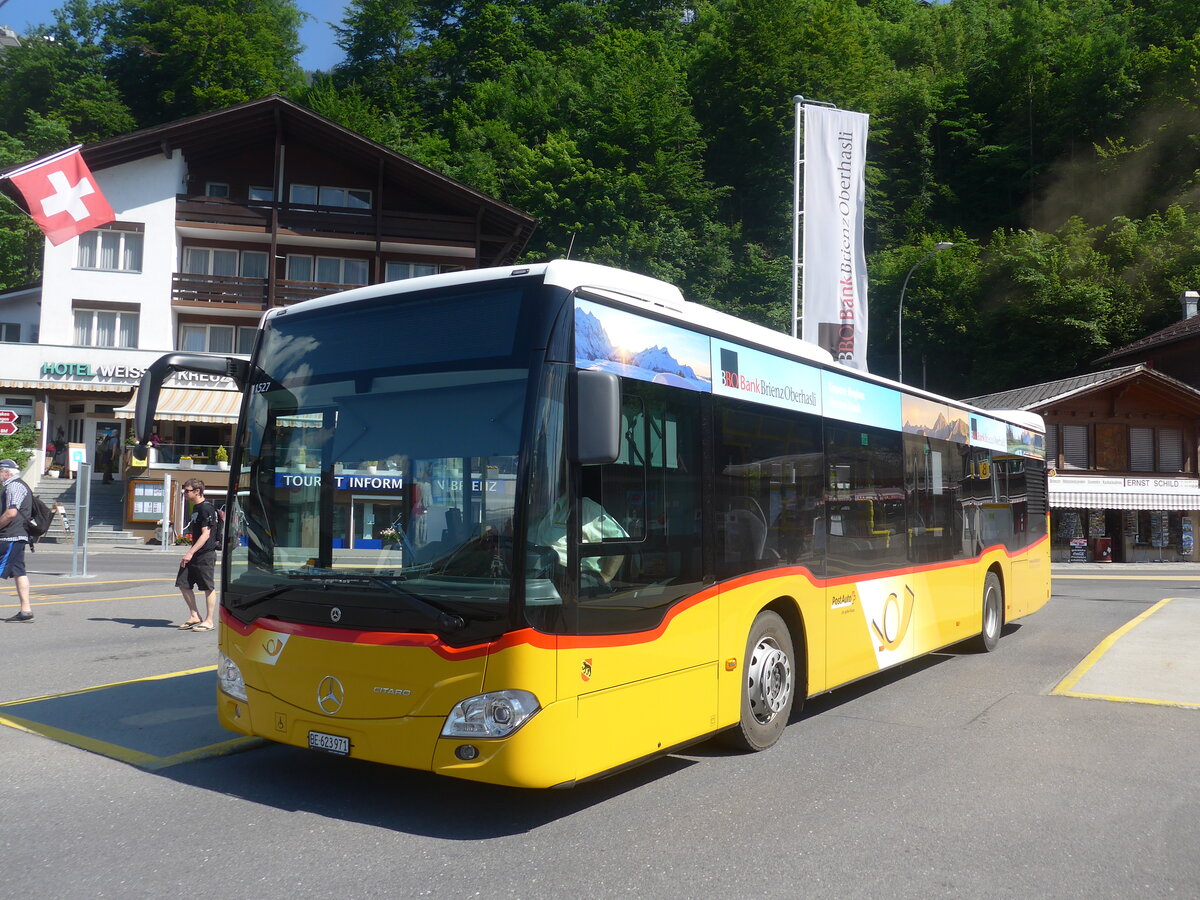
[0, 409, 17, 424]
[0, 422, 15, 436]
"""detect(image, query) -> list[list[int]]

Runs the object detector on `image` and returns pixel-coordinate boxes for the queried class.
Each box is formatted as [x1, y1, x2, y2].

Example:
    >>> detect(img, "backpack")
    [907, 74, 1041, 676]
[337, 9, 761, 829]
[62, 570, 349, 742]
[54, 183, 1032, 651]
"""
[18, 481, 54, 543]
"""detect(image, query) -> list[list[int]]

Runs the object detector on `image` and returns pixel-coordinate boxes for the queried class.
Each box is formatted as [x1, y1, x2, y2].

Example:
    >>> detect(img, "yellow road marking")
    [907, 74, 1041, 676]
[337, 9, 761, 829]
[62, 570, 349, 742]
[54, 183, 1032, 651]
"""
[1, 593, 186, 610]
[1050, 598, 1200, 708]
[0, 666, 265, 768]
[1054, 575, 1200, 581]
[0, 578, 176, 593]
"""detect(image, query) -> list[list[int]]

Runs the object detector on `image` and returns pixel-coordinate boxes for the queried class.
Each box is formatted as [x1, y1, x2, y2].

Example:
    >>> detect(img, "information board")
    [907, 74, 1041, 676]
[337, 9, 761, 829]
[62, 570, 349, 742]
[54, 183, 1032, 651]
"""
[128, 479, 167, 523]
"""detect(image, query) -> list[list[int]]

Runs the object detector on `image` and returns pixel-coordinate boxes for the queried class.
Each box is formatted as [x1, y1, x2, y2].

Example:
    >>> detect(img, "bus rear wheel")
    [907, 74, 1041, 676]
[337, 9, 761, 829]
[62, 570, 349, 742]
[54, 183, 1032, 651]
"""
[722, 610, 795, 752]
[972, 572, 1003, 652]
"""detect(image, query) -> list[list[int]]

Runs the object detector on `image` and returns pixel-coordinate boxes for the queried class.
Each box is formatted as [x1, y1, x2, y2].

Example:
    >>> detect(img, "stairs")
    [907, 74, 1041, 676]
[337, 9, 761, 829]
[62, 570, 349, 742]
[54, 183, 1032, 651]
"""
[34, 478, 144, 546]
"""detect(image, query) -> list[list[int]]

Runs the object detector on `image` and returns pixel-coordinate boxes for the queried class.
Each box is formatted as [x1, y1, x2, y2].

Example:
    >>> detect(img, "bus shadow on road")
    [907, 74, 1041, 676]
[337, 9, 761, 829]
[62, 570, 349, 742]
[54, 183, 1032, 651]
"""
[162, 740, 696, 838]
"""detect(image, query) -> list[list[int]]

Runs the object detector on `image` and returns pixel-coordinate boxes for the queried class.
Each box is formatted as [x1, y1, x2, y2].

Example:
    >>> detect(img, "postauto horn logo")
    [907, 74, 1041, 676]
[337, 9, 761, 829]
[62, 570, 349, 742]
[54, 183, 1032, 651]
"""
[871, 585, 915, 652]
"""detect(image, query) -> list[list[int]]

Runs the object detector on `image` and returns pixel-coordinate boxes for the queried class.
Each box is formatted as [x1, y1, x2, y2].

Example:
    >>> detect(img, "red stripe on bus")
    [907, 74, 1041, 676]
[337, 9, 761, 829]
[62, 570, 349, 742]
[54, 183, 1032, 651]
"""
[220, 534, 1049, 655]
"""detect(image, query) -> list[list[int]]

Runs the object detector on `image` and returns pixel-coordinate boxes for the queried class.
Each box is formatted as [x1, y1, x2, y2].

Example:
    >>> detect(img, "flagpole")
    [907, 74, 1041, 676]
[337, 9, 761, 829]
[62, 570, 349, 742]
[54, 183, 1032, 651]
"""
[792, 95, 803, 339]
[0, 144, 84, 181]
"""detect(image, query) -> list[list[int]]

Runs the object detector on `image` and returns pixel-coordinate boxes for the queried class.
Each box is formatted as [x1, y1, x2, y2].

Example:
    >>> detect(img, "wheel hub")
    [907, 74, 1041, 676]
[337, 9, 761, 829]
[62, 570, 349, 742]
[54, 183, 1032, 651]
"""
[747, 636, 792, 723]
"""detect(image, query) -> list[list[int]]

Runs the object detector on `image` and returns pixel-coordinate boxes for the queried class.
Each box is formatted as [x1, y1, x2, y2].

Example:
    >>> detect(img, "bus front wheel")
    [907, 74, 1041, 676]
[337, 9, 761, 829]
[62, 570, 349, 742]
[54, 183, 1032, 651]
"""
[722, 610, 795, 752]
[972, 572, 1004, 652]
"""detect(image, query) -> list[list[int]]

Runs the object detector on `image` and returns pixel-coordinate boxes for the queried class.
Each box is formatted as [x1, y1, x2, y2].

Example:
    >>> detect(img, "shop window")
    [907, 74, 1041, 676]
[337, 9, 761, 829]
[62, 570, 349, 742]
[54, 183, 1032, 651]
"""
[76, 223, 143, 273]
[1061, 425, 1088, 469]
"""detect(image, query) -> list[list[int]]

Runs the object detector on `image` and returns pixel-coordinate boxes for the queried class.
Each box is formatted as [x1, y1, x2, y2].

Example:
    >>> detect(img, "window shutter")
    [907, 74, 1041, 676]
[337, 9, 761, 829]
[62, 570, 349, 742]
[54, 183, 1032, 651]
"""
[1130, 427, 1154, 472]
[1158, 428, 1183, 472]
[1045, 426, 1058, 466]
[1062, 425, 1088, 469]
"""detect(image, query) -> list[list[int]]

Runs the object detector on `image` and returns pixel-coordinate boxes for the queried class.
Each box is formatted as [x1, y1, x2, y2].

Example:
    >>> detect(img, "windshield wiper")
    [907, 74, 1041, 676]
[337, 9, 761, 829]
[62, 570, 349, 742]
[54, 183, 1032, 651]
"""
[360, 575, 466, 633]
[230, 584, 294, 611]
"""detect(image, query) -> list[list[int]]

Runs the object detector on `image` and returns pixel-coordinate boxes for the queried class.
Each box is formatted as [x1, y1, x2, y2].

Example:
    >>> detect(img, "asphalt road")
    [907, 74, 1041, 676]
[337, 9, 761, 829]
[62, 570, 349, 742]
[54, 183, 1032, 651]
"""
[1, 551, 1197, 899]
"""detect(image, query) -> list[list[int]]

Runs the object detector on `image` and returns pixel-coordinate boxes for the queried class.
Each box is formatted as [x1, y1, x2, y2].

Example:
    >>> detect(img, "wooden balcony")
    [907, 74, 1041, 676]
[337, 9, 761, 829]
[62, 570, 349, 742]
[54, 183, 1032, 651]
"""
[175, 195, 479, 244]
[172, 273, 357, 308]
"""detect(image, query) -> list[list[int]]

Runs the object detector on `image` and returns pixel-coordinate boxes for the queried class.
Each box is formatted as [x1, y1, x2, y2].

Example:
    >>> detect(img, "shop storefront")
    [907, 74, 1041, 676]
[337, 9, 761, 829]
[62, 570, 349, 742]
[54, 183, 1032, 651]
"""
[1050, 474, 1200, 562]
[0, 342, 240, 482]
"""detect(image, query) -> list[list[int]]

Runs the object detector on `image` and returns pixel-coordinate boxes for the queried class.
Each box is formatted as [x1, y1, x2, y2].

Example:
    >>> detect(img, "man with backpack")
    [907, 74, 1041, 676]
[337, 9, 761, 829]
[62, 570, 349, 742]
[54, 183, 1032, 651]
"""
[0, 459, 35, 622]
[176, 478, 219, 632]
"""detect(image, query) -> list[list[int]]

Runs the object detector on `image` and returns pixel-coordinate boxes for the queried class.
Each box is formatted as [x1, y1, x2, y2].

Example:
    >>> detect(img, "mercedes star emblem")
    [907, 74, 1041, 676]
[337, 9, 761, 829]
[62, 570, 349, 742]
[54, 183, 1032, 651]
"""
[317, 675, 345, 714]
[330, 606, 342, 623]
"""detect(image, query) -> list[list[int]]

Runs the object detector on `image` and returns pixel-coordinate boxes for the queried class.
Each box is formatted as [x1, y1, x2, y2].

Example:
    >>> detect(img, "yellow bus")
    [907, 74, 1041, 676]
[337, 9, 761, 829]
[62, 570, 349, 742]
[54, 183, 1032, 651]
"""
[134, 260, 1050, 788]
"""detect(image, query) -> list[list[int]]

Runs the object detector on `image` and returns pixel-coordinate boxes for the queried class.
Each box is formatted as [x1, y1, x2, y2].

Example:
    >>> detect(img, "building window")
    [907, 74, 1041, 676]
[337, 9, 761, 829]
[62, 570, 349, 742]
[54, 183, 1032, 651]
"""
[1130, 427, 1155, 472]
[248, 185, 274, 203]
[1061, 425, 1088, 469]
[289, 184, 318, 206]
[385, 261, 439, 281]
[288, 254, 367, 285]
[0, 323, 19, 342]
[179, 324, 256, 354]
[74, 309, 139, 348]
[184, 247, 269, 278]
[1158, 428, 1183, 472]
[76, 223, 143, 273]
[289, 183, 371, 210]
[205, 182, 230, 198]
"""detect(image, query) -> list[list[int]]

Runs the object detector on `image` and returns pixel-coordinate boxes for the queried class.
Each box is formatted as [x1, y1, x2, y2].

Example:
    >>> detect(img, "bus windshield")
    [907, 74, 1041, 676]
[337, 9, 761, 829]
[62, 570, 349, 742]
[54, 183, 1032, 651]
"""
[225, 280, 541, 635]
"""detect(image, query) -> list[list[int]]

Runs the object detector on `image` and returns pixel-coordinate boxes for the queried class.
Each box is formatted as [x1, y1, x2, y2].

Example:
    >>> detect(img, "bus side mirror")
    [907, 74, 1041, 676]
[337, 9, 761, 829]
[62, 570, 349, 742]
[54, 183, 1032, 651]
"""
[574, 370, 620, 464]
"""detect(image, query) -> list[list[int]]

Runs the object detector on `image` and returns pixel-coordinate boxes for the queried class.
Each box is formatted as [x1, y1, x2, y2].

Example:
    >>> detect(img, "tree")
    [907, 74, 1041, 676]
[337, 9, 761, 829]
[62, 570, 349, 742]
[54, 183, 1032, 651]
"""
[103, 0, 306, 123]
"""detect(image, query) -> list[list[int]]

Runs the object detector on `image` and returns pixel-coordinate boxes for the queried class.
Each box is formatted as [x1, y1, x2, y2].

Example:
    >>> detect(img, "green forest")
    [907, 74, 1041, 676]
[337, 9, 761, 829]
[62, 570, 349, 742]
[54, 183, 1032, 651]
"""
[4, 0, 1200, 398]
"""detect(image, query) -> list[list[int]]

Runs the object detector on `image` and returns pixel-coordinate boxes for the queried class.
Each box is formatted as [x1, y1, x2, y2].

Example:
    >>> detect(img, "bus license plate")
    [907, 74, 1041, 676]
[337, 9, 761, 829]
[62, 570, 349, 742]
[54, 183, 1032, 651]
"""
[308, 730, 350, 756]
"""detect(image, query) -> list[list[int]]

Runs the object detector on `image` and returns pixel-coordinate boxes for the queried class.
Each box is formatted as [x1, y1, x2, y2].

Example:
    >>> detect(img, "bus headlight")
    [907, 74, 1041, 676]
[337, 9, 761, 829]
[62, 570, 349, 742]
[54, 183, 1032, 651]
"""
[217, 651, 247, 702]
[442, 690, 540, 739]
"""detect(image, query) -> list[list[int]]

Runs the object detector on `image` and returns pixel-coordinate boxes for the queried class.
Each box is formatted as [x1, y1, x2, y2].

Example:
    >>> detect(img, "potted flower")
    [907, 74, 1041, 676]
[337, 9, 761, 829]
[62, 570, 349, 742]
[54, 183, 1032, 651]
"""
[364, 460, 378, 475]
[216, 446, 229, 470]
[46, 463, 62, 479]
[379, 526, 401, 548]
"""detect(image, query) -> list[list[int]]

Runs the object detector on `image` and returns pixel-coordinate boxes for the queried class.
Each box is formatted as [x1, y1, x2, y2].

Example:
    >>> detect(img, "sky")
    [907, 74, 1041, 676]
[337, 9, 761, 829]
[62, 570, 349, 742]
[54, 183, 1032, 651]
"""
[0, 0, 351, 73]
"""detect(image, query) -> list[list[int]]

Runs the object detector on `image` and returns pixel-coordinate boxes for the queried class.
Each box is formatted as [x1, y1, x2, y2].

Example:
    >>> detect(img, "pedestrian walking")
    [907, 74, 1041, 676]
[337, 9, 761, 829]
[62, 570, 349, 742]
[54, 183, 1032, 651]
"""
[0, 459, 34, 622]
[176, 478, 218, 631]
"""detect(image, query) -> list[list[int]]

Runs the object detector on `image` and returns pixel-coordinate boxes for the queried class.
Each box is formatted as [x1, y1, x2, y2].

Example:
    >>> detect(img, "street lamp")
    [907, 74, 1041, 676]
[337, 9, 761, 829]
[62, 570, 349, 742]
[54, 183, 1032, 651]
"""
[897, 241, 953, 385]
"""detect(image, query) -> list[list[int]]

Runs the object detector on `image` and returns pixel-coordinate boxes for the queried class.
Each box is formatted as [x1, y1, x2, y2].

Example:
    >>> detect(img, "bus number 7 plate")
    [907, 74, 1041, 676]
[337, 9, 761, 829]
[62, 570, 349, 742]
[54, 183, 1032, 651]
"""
[308, 730, 350, 755]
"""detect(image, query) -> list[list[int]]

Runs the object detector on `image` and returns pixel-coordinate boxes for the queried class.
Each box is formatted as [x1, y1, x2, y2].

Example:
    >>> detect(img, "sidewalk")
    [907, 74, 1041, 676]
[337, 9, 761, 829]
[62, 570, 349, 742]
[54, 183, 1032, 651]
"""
[1050, 563, 1200, 709]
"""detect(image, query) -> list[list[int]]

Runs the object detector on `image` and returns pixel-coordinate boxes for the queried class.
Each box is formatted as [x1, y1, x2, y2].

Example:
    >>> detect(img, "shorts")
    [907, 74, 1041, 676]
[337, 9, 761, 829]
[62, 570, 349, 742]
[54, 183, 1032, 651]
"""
[176, 552, 216, 592]
[0, 540, 26, 579]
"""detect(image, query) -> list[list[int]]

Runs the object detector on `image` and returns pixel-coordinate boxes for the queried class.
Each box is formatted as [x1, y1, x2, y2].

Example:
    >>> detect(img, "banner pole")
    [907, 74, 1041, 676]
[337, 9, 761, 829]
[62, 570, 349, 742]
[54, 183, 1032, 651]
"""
[792, 95, 804, 339]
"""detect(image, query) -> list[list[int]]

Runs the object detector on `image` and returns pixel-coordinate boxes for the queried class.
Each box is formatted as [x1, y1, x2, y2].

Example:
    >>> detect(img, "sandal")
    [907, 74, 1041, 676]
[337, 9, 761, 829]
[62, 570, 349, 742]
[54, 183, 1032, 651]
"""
[191, 623, 214, 632]
[178, 621, 201, 630]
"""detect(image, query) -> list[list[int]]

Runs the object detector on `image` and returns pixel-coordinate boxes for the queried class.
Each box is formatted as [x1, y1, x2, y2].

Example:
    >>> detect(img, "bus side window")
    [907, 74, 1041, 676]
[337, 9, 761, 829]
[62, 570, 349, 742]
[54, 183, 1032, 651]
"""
[576, 382, 704, 635]
[715, 399, 823, 579]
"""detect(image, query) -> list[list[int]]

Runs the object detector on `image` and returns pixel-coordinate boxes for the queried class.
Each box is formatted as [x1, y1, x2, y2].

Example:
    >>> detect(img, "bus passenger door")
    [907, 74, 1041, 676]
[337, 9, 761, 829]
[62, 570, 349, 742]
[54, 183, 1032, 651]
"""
[563, 383, 716, 780]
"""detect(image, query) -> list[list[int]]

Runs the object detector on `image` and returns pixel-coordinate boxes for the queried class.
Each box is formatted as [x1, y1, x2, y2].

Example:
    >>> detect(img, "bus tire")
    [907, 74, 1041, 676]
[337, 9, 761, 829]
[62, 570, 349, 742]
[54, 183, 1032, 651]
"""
[722, 610, 795, 752]
[972, 572, 1003, 653]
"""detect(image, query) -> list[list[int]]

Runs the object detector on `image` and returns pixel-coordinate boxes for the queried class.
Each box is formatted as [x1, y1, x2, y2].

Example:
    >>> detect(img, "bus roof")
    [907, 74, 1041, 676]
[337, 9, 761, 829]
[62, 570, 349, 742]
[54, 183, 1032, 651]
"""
[266, 260, 1043, 435]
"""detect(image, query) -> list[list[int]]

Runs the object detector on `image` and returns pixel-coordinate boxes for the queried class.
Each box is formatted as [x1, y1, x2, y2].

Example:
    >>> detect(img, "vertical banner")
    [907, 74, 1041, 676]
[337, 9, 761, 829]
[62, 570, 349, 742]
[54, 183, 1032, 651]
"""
[802, 106, 870, 371]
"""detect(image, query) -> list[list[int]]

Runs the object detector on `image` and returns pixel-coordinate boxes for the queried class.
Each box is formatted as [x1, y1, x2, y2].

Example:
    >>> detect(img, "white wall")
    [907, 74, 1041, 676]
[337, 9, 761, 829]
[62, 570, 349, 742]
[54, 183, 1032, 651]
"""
[38, 151, 186, 350]
[0, 286, 42, 341]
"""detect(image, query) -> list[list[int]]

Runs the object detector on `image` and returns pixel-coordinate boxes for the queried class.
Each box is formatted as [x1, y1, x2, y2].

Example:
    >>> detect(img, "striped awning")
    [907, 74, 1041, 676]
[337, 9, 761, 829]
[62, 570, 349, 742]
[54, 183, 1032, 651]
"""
[114, 388, 241, 424]
[1051, 491, 1200, 511]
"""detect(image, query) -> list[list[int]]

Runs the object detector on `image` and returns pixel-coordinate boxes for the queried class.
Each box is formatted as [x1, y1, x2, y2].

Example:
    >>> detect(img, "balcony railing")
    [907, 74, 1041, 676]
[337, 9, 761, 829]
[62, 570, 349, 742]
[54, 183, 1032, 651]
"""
[172, 273, 269, 307]
[172, 273, 357, 308]
[175, 195, 478, 243]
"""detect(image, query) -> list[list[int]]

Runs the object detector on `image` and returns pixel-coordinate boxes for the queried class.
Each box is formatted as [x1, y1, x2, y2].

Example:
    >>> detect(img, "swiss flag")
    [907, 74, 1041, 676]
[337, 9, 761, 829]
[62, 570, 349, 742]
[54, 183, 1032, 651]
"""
[6, 146, 115, 246]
